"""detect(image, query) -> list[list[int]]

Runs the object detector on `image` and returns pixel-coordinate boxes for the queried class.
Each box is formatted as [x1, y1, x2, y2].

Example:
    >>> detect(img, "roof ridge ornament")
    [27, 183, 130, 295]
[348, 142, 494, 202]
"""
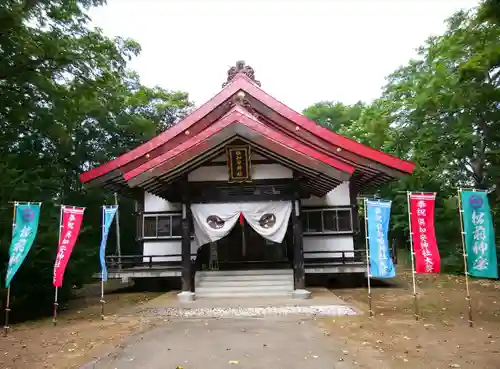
[222, 60, 261, 88]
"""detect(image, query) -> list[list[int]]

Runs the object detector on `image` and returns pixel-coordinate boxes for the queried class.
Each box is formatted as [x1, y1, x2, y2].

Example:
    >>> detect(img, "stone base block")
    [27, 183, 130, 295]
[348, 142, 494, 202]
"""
[292, 289, 311, 299]
[177, 291, 195, 302]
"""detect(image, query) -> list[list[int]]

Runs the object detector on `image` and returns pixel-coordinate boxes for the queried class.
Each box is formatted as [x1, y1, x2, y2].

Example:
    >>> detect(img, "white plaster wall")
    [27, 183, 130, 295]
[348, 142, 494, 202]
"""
[144, 192, 181, 212]
[303, 235, 354, 258]
[301, 181, 350, 206]
[188, 163, 293, 182]
[143, 240, 197, 262]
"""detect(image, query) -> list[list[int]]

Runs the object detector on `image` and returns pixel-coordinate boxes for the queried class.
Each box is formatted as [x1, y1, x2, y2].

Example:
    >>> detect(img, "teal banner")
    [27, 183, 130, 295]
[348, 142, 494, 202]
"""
[461, 191, 498, 279]
[5, 203, 42, 287]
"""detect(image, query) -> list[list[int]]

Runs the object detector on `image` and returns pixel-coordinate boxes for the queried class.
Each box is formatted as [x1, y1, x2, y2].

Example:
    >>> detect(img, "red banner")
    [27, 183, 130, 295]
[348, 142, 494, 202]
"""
[409, 193, 441, 273]
[53, 206, 85, 287]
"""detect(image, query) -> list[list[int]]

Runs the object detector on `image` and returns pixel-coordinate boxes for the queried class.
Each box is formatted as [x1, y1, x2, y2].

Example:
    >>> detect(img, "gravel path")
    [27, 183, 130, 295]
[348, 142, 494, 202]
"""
[145, 304, 358, 318]
[83, 316, 356, 369]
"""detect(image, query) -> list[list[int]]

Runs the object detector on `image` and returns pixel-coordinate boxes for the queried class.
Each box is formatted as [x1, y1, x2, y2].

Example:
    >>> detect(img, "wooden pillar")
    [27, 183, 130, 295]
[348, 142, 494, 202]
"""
[134, 189, 145, 254]
[349, 179, 360, 234]
[349, 179, 361, 260]
[291, 197, 305, 290]
[181, 202, 192, 293]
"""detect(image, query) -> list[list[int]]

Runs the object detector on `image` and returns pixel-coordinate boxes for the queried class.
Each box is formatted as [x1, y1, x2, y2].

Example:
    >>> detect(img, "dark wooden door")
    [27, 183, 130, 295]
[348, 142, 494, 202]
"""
[215, 221, 288, 262]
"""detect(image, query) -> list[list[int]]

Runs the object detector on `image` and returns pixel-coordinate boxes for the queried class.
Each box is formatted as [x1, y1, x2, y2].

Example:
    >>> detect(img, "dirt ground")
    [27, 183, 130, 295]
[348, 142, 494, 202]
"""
[0, 282, 163, 369]
[0, 272, 499, 369]
[318, 271, 500, 369]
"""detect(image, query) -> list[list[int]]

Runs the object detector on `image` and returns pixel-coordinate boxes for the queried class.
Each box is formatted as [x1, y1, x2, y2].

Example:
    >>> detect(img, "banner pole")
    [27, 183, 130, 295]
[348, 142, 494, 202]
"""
[114, 193, 122, 270]
[100, 206, 105, 320]
[407, 192, 419, 321]
[457, 188, 473, 327]
[4, 288, 10, 336]
[53, 205, 63, 326]
[363, 198, 373, 317]
[4, 201, 18, 335]
[53, 287, 58, 326]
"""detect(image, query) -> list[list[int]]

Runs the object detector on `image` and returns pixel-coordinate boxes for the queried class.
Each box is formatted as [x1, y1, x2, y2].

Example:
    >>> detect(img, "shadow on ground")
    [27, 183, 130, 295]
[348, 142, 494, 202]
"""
[306, 273, 404, 291]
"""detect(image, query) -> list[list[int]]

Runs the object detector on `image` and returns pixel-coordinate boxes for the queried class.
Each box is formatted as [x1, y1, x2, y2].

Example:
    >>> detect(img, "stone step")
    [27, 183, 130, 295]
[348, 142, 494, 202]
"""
[196, 279, 293, 288]
[196, 284, 292, 294]
[196, 290, 293, 298]
[194, 269, 294, 298]
[196, 274, 294, 283]
[196, 269, 293, 277]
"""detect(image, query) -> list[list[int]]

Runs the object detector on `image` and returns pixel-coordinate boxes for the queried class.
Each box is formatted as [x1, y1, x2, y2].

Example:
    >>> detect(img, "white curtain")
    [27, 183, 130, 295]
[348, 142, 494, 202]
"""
[190, 201, 292, 247]
[191, 203, 241, 247]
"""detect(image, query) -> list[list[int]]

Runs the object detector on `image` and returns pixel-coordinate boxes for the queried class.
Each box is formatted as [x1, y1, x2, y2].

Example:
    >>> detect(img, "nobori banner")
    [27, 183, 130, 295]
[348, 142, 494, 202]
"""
[409, 193, 441, 273]
[460, 191, 498, 279]
[5, 203, 42, 288]
[53, 206, 85, 287]
[100, 206, 118, 282]
[366, 199, 395, 278]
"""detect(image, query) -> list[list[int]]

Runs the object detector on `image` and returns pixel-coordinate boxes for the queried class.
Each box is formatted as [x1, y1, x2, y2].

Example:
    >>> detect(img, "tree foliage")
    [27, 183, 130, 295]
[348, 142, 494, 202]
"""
[302, 101, 365, 133]
[0, 0, 192, 319]
[304, 1, 500, 272]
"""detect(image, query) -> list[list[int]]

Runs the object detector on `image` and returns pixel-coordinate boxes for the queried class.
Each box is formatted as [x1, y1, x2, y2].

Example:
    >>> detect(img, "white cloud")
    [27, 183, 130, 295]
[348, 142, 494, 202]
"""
[88, 0, 479, 111]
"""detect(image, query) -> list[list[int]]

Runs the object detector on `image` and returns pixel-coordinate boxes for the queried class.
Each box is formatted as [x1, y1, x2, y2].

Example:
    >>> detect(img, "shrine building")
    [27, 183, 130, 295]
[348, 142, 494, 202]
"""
[80, 61, 415, 301]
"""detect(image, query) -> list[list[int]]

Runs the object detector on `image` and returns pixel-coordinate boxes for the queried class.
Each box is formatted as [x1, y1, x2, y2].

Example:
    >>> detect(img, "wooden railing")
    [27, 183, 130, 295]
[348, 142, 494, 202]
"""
[304, 248, 396, 267]
[105, 254, 197, 271]
[105, 248, 396, 271]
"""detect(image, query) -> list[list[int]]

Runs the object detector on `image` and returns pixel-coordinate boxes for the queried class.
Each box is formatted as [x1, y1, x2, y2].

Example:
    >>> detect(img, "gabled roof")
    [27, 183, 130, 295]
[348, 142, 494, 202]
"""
[124, 107, 355, 197]
[79, 62, 415, 196]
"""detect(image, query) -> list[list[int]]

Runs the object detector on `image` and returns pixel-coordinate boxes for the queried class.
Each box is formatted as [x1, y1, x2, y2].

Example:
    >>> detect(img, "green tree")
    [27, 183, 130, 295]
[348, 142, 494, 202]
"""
[304, 2, 500, 271]
[303, 101, 365, 132]
[479, 0, 500, 24]
[0, 0, 192, 319]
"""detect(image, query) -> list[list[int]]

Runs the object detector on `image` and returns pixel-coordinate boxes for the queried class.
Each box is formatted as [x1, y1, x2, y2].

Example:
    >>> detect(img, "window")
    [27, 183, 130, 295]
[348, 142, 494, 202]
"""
[172, 216, 182, 237]
[301, 208, 353, 234]
[143, 214, 182, 238]
[144, 217, 157, 237]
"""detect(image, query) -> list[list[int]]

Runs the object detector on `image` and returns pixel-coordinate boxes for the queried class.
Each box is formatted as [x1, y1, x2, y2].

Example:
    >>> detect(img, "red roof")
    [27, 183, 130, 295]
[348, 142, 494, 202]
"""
[80, 66, 415, 196]
[124, 107, 356, 196]
[125, 107, 355, 181]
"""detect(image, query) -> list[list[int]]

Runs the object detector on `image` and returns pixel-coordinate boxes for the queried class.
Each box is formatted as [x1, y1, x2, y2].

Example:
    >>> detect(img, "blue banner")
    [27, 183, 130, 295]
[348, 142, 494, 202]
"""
[100, 206, 118, 281]
[366, 199, 395, 278]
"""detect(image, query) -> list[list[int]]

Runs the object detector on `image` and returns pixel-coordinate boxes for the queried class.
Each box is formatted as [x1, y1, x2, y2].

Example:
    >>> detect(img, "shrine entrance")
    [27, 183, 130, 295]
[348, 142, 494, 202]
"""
[197, 218, 292, 271]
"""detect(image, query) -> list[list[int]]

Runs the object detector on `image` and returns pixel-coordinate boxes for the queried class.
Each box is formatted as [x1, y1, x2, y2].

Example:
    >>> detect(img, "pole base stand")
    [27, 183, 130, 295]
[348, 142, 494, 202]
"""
[177, 291, 195, 303]
[292, 289, 311, 299]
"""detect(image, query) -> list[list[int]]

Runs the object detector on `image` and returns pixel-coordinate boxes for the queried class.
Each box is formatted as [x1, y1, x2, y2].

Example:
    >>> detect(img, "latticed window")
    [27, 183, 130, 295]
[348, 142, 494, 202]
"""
[301, 208, 353, 234]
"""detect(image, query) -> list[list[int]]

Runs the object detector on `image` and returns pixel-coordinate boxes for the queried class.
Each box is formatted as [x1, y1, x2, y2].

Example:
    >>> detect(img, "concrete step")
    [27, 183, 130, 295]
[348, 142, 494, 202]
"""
[194, 269, 294, 298]
[196, 274, 294, 283]
[196, 269, 293, 277]
[196, 279, 293, 288]
[196, 284, 292, 293]
[196, 291, 293, 298]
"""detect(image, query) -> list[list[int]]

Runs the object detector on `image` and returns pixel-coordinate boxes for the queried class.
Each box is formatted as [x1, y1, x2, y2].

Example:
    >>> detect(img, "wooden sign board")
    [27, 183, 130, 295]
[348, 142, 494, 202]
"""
[227, 145, 252, 182]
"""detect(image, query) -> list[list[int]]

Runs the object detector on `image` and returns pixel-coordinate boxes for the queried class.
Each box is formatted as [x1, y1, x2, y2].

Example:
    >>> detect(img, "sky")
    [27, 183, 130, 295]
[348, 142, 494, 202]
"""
[88, 0, 480, 112]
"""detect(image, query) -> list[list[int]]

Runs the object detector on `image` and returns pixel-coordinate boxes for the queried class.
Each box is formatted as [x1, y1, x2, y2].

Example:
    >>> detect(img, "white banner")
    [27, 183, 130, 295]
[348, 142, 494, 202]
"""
[190, 201, 292, 247]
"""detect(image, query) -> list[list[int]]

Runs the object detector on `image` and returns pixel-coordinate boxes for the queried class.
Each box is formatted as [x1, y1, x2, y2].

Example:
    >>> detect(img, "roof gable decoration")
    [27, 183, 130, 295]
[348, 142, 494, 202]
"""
[222, 60, 261, 88]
